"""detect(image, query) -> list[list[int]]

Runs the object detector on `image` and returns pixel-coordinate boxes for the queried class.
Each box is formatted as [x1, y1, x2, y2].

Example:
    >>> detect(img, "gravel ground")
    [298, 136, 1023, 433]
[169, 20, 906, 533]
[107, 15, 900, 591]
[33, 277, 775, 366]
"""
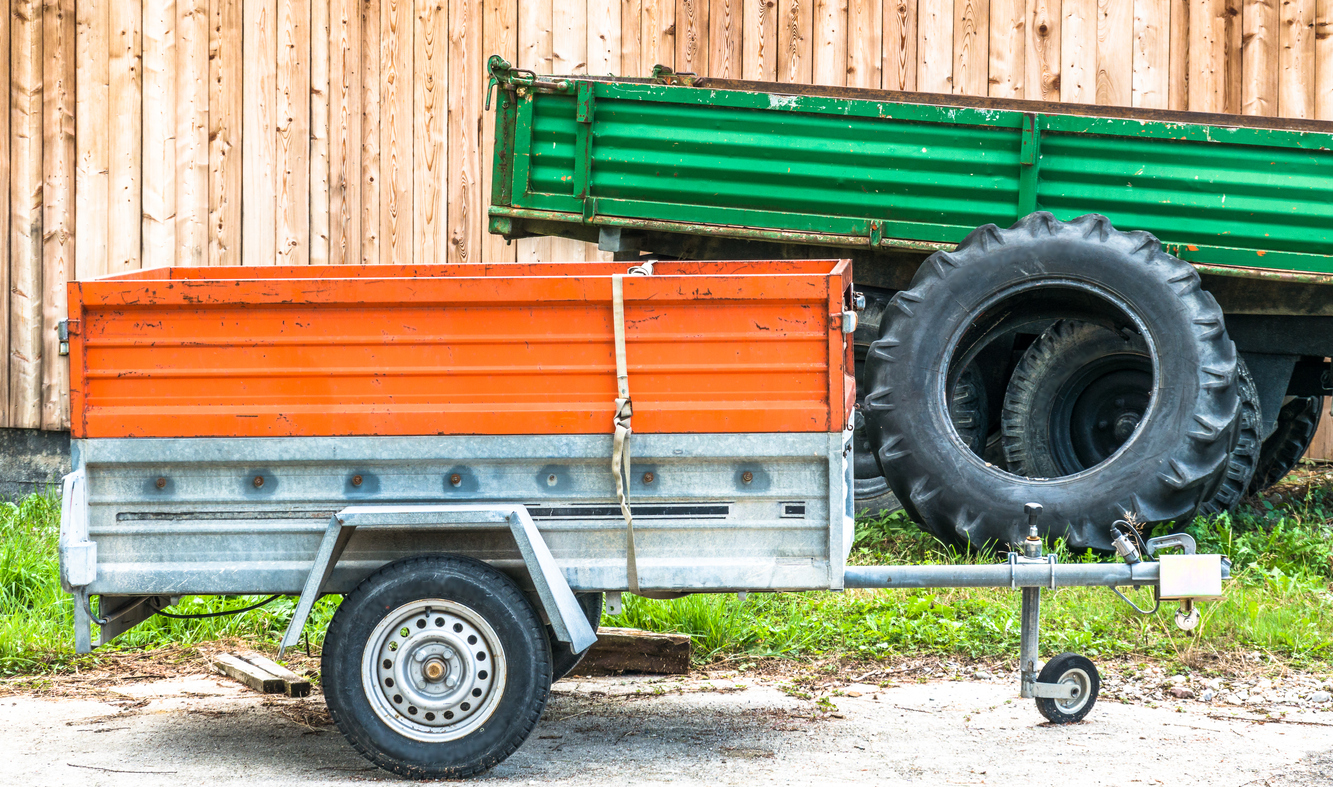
[3, 662, 1332, 786]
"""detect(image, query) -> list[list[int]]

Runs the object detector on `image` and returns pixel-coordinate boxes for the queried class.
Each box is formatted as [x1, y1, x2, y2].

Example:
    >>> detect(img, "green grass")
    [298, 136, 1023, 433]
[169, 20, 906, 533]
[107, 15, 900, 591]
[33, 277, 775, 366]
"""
[2, 467, 1332, 676]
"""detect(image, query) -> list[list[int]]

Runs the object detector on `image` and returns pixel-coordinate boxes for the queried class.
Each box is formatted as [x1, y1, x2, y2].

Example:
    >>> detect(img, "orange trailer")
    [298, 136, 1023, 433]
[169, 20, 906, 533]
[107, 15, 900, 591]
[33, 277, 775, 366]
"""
[65, 260, 856, 439]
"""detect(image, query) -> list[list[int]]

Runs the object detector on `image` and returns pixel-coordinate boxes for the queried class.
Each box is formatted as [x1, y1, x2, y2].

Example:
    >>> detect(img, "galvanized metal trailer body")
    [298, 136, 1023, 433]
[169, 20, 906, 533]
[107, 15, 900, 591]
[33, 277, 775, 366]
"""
[58, 259, 1231, 778]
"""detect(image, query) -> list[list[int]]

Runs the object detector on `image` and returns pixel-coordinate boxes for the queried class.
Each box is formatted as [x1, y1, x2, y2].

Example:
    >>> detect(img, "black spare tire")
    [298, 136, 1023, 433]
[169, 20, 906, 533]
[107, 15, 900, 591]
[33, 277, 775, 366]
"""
[862, 213, 1240, 552]
[1249, 396, 1325, 494]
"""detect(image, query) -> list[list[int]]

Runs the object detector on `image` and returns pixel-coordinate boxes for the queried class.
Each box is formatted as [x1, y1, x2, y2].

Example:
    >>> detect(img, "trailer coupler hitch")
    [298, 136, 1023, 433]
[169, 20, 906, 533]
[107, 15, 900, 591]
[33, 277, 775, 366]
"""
[842, 503, 1229, 723]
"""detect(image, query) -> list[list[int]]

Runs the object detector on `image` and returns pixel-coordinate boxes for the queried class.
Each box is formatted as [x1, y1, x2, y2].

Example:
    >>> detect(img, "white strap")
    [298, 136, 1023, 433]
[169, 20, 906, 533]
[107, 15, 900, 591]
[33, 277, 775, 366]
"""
[611, 274, 639, 593]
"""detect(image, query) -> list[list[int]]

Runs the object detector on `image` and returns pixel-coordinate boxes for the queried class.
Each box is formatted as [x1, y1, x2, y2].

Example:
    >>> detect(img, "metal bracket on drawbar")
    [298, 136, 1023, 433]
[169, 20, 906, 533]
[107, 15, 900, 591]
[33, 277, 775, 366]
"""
[1007, 552, 1059, 590]
[277, 504, 598, 658]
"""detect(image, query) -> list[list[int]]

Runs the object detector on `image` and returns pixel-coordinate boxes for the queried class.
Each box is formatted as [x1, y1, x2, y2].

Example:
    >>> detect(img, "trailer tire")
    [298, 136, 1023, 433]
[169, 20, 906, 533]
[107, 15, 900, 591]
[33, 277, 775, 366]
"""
[1248, 396, 1324, 494]
[862, 212, 1239, 552]
[322, 554, 552, 780]
[548, 592, 603, 682]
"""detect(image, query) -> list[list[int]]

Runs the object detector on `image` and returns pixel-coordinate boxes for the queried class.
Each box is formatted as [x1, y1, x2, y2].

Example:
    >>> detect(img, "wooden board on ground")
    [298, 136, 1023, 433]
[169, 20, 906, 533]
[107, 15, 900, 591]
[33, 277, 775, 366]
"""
[213, 652, 310, 696]
[568, 626, 692, 677]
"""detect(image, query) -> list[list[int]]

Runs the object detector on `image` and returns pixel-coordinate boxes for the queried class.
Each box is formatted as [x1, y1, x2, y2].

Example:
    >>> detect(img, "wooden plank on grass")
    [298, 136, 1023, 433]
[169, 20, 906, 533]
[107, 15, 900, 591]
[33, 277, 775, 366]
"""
[567, 627, 692, 676]
[239, 652, 313, 696]
[214, 653, 285, 694]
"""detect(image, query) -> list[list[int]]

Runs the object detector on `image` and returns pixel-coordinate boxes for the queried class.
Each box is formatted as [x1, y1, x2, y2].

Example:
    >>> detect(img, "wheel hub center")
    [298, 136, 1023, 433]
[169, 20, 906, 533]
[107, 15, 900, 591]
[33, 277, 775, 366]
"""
[422, 658, 446, 682]
[1112, 413, 1140, 442]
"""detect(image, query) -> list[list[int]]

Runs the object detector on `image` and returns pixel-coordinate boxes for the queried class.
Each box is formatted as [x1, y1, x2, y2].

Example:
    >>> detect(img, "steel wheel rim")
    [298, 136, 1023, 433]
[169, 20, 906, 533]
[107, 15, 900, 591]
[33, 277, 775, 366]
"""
[361, 598, 507, 743]
[1053, 667, 1093, 714]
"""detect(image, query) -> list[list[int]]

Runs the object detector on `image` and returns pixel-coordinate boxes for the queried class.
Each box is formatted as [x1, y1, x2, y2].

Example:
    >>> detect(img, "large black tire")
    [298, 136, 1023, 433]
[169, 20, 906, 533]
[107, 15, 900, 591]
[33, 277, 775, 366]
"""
[323, 554, 552, 780]
[548, 592, 603, 682]
[1199, 359, 1262, 517]
[1249, 396, 1325, 494]
[862, 212, 1240, 552]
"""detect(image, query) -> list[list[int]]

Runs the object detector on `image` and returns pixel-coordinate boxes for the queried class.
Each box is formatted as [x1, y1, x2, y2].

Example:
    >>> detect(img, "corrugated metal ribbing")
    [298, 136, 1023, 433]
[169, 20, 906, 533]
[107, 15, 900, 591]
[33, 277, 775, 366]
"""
[590, 98, 1022, 231]
[1039, 134, 1333, 254]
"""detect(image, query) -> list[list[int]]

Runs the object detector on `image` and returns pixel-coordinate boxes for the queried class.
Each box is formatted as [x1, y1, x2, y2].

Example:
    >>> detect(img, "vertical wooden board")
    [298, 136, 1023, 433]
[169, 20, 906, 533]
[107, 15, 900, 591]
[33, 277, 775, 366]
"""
[621, 0, 641, 75]
[591, 0, 622, 74]
[1279, 0, 1316, 117]
[1318, 0, 1332, 118]
[43, 0, 74, 428]
[743, 0, 778, 80]
[847, 0, 880, 89]
[310, 0, 330, 265]
[361, 0, 381, 264]
[208, 0, 241, 266]
[242, 0, 276, 265]
[552, 0, 589, 261]
[328, 0, 360, 265]
[1188, 0, 1224, 112]
[1242, 0, 1278, 115]
[1025, 0, 1059, 100]
[381, 0, 412, 266]
[1169, 0, 1188, 107]
[641, 0, 674, 73]
[483, 0, 518, 262]
[677, 0, 708, 74]
[1095, 0, 1132, 104]
[814, 0, 848, 86]
[144, 0, 177, 269]
[516, 0, 550, 263]
[178, 0, 208, 267]
[953, 0, 987, 95]
[554, 0, 586, 73]
[276, 0, 309, 265]
[0, 0, 11, 425]
[11, 0, 43, 427]
[883, 0, 917, 89]
[110, 0, 141, 273]
[1132, 0, 1170, 107]
[75, 0, 109, 280]
[449, 0, 482, 265]
[778, 0, 813, 82]
[1060, 0, 1095, 102]
[988, 0, 1023, 97]
[710, 0, 738, 77]
[918, 0, 954, 93]
[1223, 0, 1241, 111]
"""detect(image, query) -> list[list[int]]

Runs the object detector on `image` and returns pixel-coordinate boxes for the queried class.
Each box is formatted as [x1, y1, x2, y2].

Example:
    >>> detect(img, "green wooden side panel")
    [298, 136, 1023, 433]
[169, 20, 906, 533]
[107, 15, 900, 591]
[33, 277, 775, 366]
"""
[495, 74, 1333, 276]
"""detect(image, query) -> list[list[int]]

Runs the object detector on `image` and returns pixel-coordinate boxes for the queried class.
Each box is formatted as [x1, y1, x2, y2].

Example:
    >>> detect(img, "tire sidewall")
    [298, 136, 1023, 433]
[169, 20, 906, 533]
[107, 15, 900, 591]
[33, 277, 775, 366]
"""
[323, 556, 552, 778]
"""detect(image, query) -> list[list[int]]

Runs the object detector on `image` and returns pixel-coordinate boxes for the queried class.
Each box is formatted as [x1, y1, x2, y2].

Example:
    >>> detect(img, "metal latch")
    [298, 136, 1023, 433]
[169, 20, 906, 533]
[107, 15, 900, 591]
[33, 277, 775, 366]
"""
[57, 319, 78, 356]
[651, 65, 699, 87]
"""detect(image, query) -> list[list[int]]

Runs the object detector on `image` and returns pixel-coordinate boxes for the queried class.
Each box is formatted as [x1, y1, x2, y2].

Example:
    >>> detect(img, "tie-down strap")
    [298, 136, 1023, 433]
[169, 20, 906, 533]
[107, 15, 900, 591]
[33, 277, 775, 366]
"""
[610, 264, 652, 593]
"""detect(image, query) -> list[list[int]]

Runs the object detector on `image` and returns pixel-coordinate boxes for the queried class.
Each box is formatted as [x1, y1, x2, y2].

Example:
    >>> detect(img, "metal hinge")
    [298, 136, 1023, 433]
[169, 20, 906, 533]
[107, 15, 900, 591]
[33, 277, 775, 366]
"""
[651, 64, 699, 87]
[57, 319, 79, 356]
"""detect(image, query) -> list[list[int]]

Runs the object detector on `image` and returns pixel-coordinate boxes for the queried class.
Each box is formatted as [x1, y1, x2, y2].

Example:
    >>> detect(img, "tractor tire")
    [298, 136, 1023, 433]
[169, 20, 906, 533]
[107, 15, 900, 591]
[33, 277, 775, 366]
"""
[1198, 359, 1262, 517]
[1249, 396, 1325, 494]
[861, 212, 1240, 552]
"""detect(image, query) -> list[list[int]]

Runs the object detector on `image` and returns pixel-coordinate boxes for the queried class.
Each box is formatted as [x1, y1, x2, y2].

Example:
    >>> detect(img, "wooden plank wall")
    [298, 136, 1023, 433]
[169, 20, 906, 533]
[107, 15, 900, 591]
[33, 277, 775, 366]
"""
[3, 0, 1333, 429]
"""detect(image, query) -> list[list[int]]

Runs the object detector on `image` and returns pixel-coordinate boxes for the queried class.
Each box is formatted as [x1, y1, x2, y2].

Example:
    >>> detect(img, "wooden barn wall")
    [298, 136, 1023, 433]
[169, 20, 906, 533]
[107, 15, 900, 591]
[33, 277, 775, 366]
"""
[3, 0, 1333, 431]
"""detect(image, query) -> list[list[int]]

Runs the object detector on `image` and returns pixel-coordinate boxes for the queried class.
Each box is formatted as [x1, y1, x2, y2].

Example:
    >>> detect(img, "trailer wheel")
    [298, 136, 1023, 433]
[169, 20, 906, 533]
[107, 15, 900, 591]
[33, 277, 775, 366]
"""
[1035, 653, 1100, 724]
[862, 213, 1239, 552]
[548, 592, 603, 682]
[1249, 396, 1324, 494]
[322, 555, 552, 780]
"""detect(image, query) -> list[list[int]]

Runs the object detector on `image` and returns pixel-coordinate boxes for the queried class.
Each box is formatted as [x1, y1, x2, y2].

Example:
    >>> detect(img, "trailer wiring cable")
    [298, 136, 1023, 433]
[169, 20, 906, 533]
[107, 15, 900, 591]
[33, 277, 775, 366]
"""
[155, 594, 284, 620]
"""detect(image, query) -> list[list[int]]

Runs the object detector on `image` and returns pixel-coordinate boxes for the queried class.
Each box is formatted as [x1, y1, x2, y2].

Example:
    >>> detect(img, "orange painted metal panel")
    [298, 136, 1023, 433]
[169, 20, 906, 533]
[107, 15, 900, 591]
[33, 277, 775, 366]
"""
[67, 260, 854, 439]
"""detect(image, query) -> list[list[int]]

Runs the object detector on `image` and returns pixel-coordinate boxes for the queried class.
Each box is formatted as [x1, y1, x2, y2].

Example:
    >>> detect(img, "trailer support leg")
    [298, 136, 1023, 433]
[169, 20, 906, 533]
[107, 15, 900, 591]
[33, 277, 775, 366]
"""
[1019, 585, 1040, 699]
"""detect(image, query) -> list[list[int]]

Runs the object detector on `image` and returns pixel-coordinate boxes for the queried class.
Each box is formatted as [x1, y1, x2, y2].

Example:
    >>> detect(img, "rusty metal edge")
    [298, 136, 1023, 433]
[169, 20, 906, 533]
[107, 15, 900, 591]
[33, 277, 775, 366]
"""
[1191, 264, 1333, 286]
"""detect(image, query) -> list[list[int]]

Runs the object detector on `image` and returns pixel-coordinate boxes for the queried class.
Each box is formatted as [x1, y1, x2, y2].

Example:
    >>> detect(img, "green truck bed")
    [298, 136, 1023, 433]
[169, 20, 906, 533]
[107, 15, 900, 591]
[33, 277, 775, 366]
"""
[485, 58, 1333, 281]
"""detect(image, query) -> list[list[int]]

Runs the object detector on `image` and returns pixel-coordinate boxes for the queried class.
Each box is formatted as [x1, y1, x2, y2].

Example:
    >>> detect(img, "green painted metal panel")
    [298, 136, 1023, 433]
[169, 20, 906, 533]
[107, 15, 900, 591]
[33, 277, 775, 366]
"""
[488, 60, 1333, 276]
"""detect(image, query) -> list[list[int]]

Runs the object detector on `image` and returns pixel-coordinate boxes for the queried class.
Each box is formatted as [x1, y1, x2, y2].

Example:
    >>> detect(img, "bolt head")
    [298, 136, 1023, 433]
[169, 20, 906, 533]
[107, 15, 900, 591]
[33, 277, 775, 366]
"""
[450, 473, 462, 487]
[155, 477, 166, 489]
[741, 471, 754, 484]
[253, 475, 264, 488]
[352, 474, 363, 487]
[642, 472, 655, 484]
